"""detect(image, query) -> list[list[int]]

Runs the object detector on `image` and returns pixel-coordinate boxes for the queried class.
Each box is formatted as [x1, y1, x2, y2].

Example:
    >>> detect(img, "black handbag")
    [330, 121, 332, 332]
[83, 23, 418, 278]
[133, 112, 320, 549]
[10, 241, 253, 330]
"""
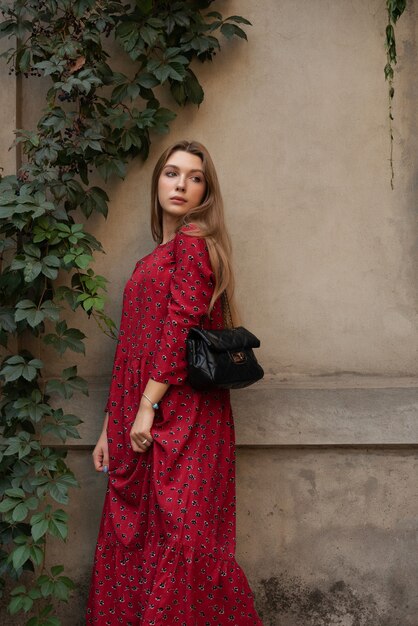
[186, 293, 264, 390]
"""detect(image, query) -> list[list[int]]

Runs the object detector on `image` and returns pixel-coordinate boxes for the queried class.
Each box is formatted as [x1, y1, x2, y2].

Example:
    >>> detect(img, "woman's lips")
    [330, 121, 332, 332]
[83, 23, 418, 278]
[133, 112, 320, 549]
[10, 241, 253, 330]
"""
[170, 196, 187, 204]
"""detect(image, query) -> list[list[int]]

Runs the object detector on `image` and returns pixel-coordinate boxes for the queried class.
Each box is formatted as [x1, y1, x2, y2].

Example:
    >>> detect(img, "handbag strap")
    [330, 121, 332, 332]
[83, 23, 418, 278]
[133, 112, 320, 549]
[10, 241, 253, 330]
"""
[221, 290, 234, 329]
[200, 290, 234, 329]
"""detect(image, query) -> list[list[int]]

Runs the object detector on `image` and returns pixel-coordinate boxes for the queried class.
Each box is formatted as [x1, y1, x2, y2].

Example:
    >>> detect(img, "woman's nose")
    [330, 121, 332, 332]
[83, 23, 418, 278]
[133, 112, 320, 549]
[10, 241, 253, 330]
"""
[176, 176, 186, 191]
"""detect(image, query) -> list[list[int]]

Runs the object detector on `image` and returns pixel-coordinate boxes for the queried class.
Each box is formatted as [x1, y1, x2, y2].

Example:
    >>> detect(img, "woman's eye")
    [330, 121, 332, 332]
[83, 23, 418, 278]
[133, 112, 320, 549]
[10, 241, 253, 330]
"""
[191, 176, 203, 183]
[165, 170, 177, 177]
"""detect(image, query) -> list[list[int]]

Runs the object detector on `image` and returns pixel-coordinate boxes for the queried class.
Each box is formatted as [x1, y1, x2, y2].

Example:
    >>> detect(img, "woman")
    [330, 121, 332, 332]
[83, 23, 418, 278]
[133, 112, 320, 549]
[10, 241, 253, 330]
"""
[86, 140, 263, 625]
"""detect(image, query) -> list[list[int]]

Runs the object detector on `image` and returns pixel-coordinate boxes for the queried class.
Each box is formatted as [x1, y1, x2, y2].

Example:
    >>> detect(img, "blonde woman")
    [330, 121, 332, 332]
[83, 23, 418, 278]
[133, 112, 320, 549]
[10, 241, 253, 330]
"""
[87, 140, 263, 625]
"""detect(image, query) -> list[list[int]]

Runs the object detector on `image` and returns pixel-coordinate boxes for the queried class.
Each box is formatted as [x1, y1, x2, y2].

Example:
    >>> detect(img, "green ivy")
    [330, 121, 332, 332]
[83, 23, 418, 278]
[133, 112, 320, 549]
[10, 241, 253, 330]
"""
[0, 1, 250, 622]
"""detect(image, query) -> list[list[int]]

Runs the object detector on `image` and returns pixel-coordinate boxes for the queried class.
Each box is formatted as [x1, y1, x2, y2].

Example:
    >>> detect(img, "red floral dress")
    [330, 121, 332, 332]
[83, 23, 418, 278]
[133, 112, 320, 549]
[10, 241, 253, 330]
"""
[86, 225, 263, 625]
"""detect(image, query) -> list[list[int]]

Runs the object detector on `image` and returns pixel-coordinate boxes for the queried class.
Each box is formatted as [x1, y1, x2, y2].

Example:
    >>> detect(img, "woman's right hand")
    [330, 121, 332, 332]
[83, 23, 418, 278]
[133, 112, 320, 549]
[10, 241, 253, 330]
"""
[130, 401, 155, 453]
[92, 429, 109, 473]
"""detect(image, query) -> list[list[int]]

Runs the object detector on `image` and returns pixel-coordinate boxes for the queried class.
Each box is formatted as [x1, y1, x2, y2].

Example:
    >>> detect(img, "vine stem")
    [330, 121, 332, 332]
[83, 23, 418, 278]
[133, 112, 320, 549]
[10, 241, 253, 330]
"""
[386, 5, 395, 190]
[388, 81, 395, 191]
[385, 1, 408, 189]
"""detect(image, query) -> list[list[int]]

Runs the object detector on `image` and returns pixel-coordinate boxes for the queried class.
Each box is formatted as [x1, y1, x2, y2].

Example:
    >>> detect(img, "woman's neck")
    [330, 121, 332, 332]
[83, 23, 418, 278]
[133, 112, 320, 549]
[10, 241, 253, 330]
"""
[161, 215, 180, 244]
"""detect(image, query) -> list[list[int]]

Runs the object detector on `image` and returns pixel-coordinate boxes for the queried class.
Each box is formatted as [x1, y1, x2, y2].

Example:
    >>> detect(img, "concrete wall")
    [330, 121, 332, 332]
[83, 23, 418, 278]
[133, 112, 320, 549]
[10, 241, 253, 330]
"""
[2, 1, 418, 624]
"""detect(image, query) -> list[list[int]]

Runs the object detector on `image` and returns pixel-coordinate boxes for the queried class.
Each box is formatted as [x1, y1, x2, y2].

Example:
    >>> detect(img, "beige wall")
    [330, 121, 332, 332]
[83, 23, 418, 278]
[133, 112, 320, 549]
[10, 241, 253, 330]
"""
[15, 1, 418, 382]
[2, 1, 418, 624]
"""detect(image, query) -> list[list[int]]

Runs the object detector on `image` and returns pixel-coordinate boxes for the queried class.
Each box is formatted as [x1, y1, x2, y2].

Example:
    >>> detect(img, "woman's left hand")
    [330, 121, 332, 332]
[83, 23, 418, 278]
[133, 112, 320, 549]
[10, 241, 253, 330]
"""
[130, 401, 155, 453]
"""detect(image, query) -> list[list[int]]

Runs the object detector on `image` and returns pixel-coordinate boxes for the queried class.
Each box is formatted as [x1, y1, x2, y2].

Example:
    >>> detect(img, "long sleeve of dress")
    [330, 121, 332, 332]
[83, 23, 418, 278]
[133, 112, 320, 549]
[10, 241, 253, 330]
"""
[150, 227, 215, 385]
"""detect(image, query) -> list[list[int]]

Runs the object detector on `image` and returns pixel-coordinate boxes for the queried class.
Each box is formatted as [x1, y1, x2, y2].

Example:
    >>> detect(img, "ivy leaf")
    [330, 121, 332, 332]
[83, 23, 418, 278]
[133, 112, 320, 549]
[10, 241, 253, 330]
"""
[110, 82, 130, 104]
[139, 25, 159, 48]
[51, 565, 65, 577]
[5, 487, 25, 498]
[31, 447, 61, 474]
[126, 82, 140, 99]
[184, 70, 204, 105]
[63, 179, 84, 206]
[78, 269, 109, 294]
[12, 503, 28, 522]
[13, 391, 52, 423]
[173, 11, 190, 27]
[29, 544, 44, 567]
[0, 237, 15, 252]
[0, 308, 17, 333]
[37, 566, 74, 603]
[63, 247, 93, 269]
[46, 366, 88, 399]
[10, 246, 59, 283]
[40, 108, 68, 133]
[0, 355, 43, 382]
[170, 82, 186, 106]
[11, 544, 31, 570]
[153, 108, 177, 134]
[31, 518, 49, 542]
[96, 157, 126, 181]
[3, 432, 41, 459]
[76, 292, 105, 312]
[9, 592, 30, 615]
[48, 510, 68, 540]
[34, 59, 66, 76]
[115, 21, 139, 51]
[137, 72, 159, 88]
[80, 187, 109, 218]
[225, 15, 252, 25]
[15, 300, 45, 328]
[42, 256, 61, 280]
[17, 48, 31, 73]
[54, 286, 79, 310]
[0, 498, 18, 513]
[153, 64, 172, 83]
[11, 498, 38, 523]
[0, 19, 16, 39]
[42, 409, 82, 442]
[147, 17, 164, 29]
[38, 579, 54, 599]
[27, 611, 60, 626]
[0, 203, 26, 219]
[46, 473, 79, 505]
[10, 257, 42, 282]
[220, 23, 248, 41]
[43, 321, 86, 356]
[53, 578, 72, 600]
[30, 506, 69, 542]
[39, 300, 60, 322]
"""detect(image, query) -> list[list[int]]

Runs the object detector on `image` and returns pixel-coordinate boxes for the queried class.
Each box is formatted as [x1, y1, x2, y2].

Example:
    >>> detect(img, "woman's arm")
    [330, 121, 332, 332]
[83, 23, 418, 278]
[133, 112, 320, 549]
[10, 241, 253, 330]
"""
[150, 228, 215, 385]
[92, 412, 109, 472]
[131, 228, 214, 453]
[130, 380, 169, 453]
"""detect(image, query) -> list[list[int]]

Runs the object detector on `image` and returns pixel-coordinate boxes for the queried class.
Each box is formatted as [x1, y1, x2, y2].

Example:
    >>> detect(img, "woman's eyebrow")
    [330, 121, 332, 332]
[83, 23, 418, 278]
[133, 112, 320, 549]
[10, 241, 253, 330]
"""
[164, 164, 204, 174]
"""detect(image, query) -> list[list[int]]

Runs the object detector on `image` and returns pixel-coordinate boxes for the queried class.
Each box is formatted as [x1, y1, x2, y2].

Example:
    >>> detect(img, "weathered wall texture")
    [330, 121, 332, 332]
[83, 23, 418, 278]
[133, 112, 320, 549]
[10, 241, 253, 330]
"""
[2, 1, 418, 625]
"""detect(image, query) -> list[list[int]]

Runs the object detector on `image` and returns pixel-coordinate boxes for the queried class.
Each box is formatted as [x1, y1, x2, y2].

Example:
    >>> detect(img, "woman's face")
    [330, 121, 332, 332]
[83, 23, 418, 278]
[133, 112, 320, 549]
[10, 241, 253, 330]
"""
[157, 150, 207, 219]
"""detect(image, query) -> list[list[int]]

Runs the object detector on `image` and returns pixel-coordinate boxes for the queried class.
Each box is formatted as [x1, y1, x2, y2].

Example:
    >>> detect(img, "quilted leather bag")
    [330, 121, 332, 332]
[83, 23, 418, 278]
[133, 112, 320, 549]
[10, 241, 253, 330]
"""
[186, 293, 264, 390]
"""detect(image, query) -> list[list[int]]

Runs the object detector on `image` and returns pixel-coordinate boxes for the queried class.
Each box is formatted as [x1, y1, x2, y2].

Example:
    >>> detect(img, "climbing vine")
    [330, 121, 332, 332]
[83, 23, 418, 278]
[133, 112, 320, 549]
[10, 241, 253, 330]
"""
[0, 1, 250, 623]
[385, 0, 407, 188]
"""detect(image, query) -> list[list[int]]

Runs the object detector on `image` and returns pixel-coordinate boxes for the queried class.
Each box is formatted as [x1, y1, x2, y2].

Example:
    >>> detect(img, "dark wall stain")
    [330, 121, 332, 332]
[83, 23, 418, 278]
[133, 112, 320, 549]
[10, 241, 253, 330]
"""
[254, 573, 387, 626]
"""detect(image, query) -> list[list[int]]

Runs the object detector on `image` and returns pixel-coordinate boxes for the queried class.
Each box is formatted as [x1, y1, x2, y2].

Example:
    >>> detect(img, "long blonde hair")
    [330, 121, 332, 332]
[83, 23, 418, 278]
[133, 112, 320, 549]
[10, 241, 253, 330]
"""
[150, 140, 239, 325]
